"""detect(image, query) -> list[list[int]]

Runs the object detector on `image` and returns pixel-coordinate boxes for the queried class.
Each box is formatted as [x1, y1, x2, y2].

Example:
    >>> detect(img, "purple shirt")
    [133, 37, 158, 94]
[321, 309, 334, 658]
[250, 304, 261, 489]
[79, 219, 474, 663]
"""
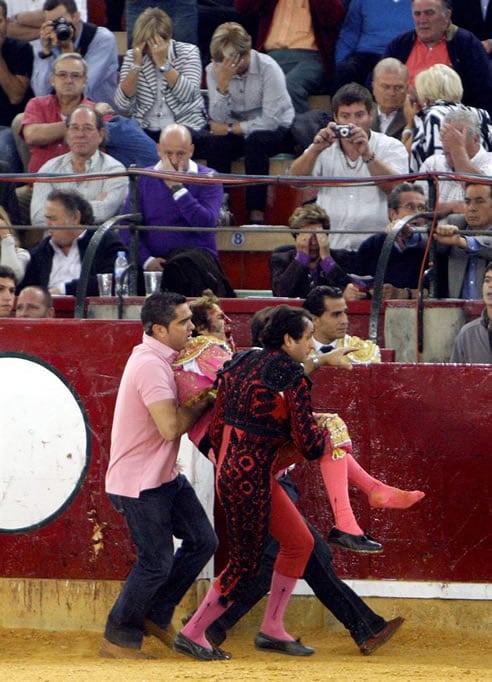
[120, 161, 224, 266]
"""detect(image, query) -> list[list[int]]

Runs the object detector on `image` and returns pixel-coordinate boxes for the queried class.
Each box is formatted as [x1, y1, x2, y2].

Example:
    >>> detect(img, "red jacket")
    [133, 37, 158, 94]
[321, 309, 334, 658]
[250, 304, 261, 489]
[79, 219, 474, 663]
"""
[235, 0, 346, 72]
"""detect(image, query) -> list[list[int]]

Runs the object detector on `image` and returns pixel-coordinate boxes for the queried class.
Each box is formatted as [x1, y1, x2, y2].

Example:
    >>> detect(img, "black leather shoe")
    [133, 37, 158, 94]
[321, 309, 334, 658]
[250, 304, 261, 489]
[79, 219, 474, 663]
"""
[360, 616, 405, 655]
[327, 527, 383, 554]
[212, 646, 232, 660]
[254, 632, 314, 656]
[173, 632, 215, 661]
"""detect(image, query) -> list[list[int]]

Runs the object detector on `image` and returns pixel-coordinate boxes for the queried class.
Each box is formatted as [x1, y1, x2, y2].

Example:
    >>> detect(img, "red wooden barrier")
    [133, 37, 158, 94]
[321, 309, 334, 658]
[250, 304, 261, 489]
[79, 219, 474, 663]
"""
[0, 320, 489, 583]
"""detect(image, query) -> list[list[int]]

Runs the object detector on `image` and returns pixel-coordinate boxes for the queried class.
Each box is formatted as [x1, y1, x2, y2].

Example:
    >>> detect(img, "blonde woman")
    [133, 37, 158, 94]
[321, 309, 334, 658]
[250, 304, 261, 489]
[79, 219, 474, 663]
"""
[407, 64, 492, 170]
[114, 7, 206, 143]
[0, 208, 30, 281]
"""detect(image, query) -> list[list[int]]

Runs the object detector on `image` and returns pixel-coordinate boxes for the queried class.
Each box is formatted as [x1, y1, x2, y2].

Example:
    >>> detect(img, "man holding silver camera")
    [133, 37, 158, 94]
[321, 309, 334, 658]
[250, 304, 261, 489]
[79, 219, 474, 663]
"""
[289, 83, 408, 259]
[31, 0, 118, 105]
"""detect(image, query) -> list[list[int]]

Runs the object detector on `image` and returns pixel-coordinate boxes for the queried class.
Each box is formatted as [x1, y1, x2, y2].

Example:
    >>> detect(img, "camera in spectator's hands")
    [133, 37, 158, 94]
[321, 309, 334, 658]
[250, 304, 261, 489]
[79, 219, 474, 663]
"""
[333, 124, 352, 139]
[52, 17, 75, 42]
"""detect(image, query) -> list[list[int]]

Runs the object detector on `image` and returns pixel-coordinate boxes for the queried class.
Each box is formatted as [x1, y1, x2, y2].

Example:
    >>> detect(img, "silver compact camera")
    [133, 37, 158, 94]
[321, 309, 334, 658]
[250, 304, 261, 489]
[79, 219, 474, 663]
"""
[333, 124, 352, 139]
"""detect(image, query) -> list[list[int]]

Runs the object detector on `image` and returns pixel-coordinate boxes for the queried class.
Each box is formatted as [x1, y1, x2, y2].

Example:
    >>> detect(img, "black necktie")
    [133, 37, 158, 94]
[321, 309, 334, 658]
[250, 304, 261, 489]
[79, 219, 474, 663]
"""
[319, 344, 335, 353]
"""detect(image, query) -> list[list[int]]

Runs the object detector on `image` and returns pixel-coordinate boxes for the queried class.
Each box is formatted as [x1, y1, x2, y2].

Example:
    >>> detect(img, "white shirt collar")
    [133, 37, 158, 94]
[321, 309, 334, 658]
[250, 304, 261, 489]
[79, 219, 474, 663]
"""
[377, 107, 397, 134]
[313, 337, 335, 353]
[49, 230, 87, 252]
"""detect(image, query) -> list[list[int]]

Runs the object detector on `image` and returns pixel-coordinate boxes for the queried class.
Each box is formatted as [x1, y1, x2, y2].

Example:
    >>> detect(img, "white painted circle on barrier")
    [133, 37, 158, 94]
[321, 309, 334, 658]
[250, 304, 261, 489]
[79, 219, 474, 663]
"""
[0, 355, 89, 533]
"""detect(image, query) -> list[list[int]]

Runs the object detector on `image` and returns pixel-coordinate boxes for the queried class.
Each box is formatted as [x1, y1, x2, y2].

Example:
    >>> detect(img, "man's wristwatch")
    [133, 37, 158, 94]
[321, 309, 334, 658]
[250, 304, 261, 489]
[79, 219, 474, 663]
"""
[38, 50, 53, 59]
[159, 63, 172, 73]
[170, 183, 184, 195]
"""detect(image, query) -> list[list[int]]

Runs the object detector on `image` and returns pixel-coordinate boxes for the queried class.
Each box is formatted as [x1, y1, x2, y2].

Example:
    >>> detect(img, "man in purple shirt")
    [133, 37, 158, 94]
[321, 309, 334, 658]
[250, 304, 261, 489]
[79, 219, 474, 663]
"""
[121, 123, 234, 297]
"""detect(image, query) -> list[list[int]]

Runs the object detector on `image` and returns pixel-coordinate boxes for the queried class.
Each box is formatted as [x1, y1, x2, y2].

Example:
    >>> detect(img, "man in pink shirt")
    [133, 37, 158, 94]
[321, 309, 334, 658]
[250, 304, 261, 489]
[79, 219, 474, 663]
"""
[101, 291, 218, 659]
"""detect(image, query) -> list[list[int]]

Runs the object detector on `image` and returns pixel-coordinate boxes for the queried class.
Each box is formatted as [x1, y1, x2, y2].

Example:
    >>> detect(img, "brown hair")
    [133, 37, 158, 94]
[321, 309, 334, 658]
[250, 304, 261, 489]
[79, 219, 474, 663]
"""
[288, 203, 330, 239]
[190, 289, 220, 333]
[210, 22, 252, 61]
[132, 7, 173, 46]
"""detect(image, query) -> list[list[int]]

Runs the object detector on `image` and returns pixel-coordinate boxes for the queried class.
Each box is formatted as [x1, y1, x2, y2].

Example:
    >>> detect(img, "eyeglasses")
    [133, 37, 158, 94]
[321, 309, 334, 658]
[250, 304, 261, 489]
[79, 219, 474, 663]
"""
[68, 125, 98, 133]
[53, 71, 85, 80]
[401, 202, 427, 211]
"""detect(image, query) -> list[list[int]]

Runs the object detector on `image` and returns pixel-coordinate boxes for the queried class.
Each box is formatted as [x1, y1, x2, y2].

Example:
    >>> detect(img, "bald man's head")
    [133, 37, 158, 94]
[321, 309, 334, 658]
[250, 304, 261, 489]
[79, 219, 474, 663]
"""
[158, 123, 194, 170]
[16, 286, 55, 318]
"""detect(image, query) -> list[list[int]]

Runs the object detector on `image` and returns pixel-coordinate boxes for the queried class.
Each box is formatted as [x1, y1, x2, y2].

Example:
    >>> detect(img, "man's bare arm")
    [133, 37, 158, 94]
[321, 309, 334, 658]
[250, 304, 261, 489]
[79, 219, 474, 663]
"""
[0, 60, 30, 105]
[7, 12, 44, 42]
[289, 125, 334, 176]
[148, 397, 212, 441]
[23, 121, 67, 146]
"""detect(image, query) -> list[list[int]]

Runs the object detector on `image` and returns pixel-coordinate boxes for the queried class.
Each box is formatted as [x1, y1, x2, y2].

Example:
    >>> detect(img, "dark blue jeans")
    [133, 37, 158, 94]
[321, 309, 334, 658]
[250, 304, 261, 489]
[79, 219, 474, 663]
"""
[104, 474, 218, 648]
[268, 49, 328, 114]
[0, 127, 23, 173]
[212, 474, 386, 646]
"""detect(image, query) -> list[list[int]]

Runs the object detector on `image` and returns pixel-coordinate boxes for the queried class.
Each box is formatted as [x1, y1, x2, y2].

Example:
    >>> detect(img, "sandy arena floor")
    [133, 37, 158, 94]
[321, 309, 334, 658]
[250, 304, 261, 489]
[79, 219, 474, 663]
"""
[1, 625, 490, 682]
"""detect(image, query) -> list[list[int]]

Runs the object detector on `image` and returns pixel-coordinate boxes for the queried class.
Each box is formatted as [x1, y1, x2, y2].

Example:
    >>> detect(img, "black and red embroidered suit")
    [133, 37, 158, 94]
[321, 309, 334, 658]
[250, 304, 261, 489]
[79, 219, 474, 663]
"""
[209, 349, 327, 602]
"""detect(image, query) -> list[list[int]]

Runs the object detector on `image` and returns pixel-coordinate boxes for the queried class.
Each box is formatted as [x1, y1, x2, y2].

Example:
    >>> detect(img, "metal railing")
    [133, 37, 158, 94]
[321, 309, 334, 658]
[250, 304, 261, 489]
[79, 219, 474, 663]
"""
[74, 212, 141, 318]
[3, 166, 491, 353]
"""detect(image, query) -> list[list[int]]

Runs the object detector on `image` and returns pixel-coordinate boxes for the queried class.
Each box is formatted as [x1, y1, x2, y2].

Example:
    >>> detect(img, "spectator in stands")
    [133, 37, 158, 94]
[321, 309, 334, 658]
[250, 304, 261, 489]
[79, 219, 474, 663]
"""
[351, 182, 429, 299]
[17, 52, 158, 182]
[384, 0, 492, 116]
[115, 7, 207, 149]
[275, 184, 430, 301]
[126, 0, 198, 47]
[0, 1, 34, 172]
[31, 106, 128, 226]
[20, 189, 125, 296]
[17, 52, 111, 240]
[270, 203, 352, 298]
[20, 53, 109, 173]
[234, 0, 346, 113]
[450, 262, 492, 362]
[451, 0, 492, 58]
[0, 264, 16, 316]
[0, 206, 30, 280]
[32, 0, 118, 105]
[371, 58, 409, 141]
[418, 109, 492, 216]
[15, 284, 55, 317]
[289, 83, 409, 257]
[333, 0, 413, 92]
[120, 123, 234, 298]
[433, 183, 492, 298]
[198, 1, 258, 68]
[303, 285, 381, 363]
[205, 21, 295, 224]
[6, 0, 87, 41]
[408, 64, 492, 171]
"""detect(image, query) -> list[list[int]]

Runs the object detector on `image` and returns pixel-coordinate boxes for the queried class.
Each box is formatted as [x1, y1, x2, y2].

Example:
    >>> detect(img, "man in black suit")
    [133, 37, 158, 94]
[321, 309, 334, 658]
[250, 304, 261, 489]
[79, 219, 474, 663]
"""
[19, 188, 125, 296]
[452, 0, 492, 56]
[370, 58, 409, 141]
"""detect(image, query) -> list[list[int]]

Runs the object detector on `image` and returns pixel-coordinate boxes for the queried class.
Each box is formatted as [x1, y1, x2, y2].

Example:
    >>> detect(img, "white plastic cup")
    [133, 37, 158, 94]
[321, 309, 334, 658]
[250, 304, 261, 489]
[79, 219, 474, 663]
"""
[97, 273, 113, 296]
[144, 270, 162, 295]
